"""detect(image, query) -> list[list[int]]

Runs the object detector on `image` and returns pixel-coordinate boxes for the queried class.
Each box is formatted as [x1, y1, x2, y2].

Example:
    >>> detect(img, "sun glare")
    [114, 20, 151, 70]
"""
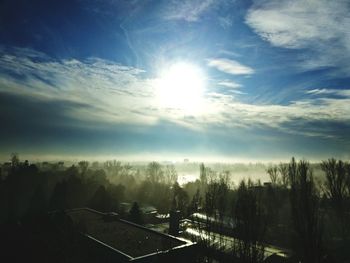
[155, 62, 206, 114]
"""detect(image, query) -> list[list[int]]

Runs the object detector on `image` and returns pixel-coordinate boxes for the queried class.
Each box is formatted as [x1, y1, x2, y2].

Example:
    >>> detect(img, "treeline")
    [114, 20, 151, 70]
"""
[194, 158, 350, 263]
[0, 155, 184, 222]
[1, 155, 350, 263]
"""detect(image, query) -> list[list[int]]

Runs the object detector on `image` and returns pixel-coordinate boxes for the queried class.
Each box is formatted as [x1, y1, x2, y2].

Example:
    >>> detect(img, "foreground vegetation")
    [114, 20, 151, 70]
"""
[0, 154, 350, 262]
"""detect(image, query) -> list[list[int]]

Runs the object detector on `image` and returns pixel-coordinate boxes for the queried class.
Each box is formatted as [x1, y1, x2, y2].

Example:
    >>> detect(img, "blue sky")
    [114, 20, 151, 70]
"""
[1, 0, 350, 161]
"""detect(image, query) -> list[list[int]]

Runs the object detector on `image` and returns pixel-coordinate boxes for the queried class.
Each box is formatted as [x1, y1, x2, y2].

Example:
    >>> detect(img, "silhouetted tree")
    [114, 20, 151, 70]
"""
[11, 152, 19, 169]
[321, 158, 349, 239]
[89, 185, 112, 212]
[78, 161, 89, 175]
[90, 169, 108, 186]
[172, 182, 189, 215]
[289, 158, 324, 263]
[91, 161, 99, 169]
[65, 165, 79, 178]
[288, 157, 297, 186]
[278, 163, 289, 187]
[321, 159, 347, 208]
[65, 174, 85, 208]
[50, 181, 68, 210]
[345, 162, 350, 194]
[204, 180, 220, 248]
[233, 180, 266, 263]
[217, 175, 229, 248]
[188, 188, 201, 215]
[146, 162, 164, 184]
[267, 165, 278, 185]
[128, 201, 143, 225]
[107, 184, 125, 211]
[265, 183, 278, 225]
[164, 165, 178, 185]
[137, 180, 153, 204]
[27, 185, 47, 217]
[200, 163, 207, 184]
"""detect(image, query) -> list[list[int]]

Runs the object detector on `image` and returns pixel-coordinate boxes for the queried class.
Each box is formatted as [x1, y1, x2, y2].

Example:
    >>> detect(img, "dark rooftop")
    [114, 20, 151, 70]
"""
[66, 208, 187, 258]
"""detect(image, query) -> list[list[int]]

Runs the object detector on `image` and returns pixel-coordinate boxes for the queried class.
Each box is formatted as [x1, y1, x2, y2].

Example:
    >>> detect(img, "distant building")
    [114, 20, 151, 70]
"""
[140, 205, 157, 214]
[120, 202, 159, 224]
[62, 208, 197, 262]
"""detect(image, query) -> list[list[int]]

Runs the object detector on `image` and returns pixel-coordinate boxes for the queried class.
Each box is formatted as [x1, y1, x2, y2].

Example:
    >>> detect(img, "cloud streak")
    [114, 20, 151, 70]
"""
[163, 0, 216, 22]
[246, 0, 350, 74]
[207, 58, 254, 75]
[217, 80, 242, 89]
[1, 47, 350, 144]
[306, 88, 350, 97]
[0, 48, 156, 126]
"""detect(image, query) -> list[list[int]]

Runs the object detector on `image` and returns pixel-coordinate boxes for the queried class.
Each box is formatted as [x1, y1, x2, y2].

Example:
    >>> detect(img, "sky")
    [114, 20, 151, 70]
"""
[1, 0, 350, 162]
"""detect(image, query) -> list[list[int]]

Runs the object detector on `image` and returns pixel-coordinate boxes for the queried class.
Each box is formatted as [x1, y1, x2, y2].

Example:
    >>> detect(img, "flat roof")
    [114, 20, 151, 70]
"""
[66, 208, 187, 258]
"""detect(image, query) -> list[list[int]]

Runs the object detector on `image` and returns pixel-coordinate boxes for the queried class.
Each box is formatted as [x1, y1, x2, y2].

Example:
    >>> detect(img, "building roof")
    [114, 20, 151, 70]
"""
[66, 208, 190, 259]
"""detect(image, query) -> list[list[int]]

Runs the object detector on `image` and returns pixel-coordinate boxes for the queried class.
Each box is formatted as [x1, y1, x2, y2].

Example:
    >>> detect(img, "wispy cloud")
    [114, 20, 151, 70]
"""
[306, 88, 350, 97]
[216, 80, 246, 94]
[1, 48, 350, 142]
[163, 0, 216, 22]
[245, 0, 350, 74]
[217, 80, 242, 89]
[207, 58, 254, 75]
[203, 96, 350, 140]
[0, 48, 156, 126]
[218, 15, 233, 29]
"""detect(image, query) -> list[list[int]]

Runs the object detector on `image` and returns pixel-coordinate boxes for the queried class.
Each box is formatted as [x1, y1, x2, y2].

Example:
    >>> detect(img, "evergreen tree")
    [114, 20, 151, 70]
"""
[89, 185, 112, 212]
[128, 202, 143, 225]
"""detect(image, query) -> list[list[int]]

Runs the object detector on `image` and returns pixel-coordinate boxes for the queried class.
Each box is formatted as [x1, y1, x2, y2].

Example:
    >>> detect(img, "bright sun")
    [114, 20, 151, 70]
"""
[155, 62, 206, 114]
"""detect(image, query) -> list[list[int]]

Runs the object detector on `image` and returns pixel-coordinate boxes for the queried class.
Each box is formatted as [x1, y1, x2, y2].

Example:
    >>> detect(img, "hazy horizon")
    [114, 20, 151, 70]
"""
[0, 152, 340, 164]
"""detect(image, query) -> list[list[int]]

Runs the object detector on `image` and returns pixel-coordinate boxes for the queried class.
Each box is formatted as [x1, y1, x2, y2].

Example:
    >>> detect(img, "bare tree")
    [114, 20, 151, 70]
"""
[321, 158, 349, 239]
[289, 158, 324, 263]
[172, 182, 189, 215]
[346, 162, 350, 196]
[146, 161, 164, 184]
[164, 165, 178, 185]
[11, 152, 19, 168]
[188, 188, 201, 215]
[204, 180, 219, 248]
[200, 163, 207, 185]
[267, 165, 278, 185]
[78, 161, 89, 175]
[233, 180, 266, 263]
[288, 157, 297, 186]
[217, 175, 229, 248]
[321, 159, 347, 207]
[278, 163, 289, 187]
